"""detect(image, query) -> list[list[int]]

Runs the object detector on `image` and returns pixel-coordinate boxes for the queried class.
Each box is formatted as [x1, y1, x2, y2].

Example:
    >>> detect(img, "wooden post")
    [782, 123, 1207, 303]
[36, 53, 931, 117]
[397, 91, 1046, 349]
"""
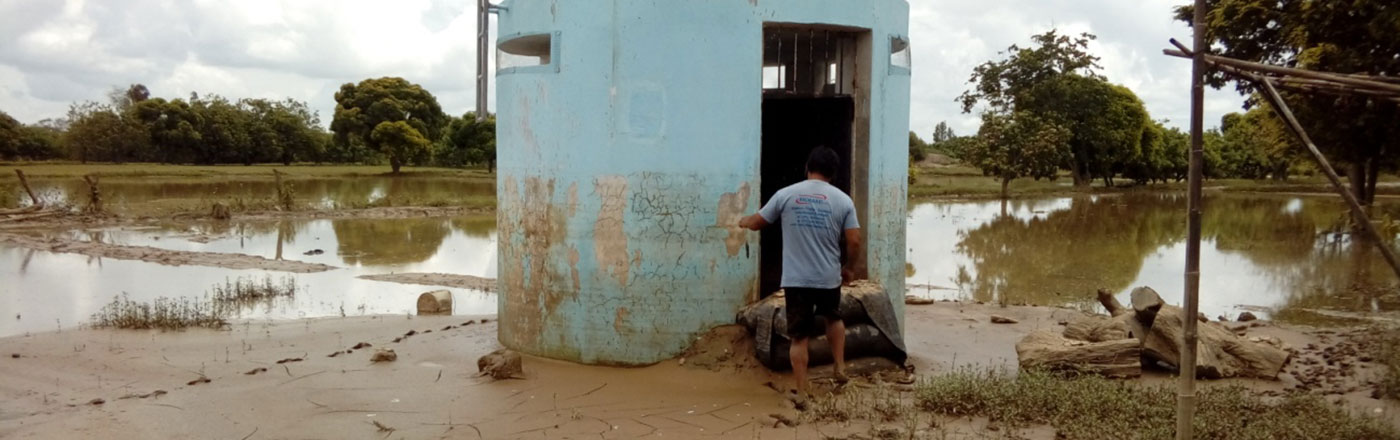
[14, 169, 40, 207]
[1178, 0, 1207, 438]
[82, 174, 102, 215]
[1258, 79, 1400, 281]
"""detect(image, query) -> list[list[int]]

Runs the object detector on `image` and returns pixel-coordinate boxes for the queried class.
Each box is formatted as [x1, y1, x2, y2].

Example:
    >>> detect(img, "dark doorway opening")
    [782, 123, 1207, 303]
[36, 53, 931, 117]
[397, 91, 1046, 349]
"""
[758, 24, 868, 298]
[760, 97, 855, 296]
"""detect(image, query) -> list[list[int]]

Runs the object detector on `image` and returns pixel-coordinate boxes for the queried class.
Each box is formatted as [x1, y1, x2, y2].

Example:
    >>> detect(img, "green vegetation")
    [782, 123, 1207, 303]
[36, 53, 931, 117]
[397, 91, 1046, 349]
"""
[905, 369, 1399, 440]
[1, 80, 497, 174]
[1179, 0, 1400, 206]
[331, 77, 448, 173]
[90, 276, 299, 330]
[1376, 328, 1400, 400]
[90, 293, 228, 330]
[210, 276, 298, 307]
[964, 111, 1070, 198]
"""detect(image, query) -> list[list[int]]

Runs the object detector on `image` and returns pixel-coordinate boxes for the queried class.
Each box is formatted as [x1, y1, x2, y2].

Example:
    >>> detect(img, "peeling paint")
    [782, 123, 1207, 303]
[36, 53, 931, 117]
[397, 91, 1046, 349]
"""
[614, 307, 630, 334]
[714, 182, 752, 257]
[593, 176, 630, 285]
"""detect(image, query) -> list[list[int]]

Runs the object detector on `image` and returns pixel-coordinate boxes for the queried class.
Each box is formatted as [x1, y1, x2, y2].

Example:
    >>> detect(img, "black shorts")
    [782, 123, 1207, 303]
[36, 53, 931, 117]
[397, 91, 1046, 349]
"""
[784, 287, 842, 339]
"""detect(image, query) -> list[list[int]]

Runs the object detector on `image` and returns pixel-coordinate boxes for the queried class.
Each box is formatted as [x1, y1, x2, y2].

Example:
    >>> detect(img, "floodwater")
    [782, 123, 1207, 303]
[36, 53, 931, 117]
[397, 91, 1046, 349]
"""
[1, 177, 495, 214]
[906, 193, 1400, 322]
[0, 215, 498, 337]
[3, 191, 1398, 337]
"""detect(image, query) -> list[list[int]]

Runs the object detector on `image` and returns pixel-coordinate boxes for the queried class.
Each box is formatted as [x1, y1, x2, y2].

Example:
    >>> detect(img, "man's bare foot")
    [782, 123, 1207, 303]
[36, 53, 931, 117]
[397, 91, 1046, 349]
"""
[833, 370, 851, 386]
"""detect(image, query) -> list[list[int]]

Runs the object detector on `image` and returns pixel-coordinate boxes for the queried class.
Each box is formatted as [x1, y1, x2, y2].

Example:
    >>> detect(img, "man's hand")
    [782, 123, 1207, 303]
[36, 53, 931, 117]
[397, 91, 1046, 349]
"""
[842, 268, 855, 286]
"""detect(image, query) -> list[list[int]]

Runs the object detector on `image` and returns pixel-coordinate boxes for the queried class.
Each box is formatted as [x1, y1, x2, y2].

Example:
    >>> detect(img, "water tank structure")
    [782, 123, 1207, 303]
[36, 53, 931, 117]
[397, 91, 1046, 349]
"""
[494, 0, 911, 365]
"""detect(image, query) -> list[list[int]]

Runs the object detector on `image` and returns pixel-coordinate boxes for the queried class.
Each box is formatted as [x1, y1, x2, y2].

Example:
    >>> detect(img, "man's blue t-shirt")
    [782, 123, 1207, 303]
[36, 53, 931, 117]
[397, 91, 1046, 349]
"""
[759, 179, 859, 289]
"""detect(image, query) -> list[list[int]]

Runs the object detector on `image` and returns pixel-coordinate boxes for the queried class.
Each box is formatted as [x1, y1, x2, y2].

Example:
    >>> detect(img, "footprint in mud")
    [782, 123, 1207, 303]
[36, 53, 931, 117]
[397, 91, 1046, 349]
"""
[351, 342, 372, 349]
[275, 357, 304, 364]
[392, 337, 403, 343]
[118, 390, 167, 400]
[462, 320, 476, 326]
[422, 329, 432, 334]
[244, 367, 268, 375]
[187, 377, 212, 386]
[404, 330, 417, 337]
[88, 398, 105, 406]
[328, 350, 352, 358]
[442, 325, 455, 331]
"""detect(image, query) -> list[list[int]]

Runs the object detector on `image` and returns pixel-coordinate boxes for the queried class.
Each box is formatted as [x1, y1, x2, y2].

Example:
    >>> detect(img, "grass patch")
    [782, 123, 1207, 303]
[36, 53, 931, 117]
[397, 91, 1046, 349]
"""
[1367, 327, 1400, 400]
[90, 276, 298, 330]
[0, 162, 496, 181]
[89, 293, 229, 330]
[911, 369, 1399, 440]
[211, 276, 297, 307]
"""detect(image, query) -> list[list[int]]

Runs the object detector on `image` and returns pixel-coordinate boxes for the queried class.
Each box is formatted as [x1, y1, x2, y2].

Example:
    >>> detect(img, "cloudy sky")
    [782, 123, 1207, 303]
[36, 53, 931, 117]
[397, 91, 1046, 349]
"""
[0, 0, 1243, 137]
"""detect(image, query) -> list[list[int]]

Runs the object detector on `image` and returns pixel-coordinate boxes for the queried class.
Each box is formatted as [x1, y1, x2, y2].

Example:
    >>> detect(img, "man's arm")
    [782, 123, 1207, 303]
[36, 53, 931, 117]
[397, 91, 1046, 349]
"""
[739, 213, 769, 231]
[843, 228, 862, 285]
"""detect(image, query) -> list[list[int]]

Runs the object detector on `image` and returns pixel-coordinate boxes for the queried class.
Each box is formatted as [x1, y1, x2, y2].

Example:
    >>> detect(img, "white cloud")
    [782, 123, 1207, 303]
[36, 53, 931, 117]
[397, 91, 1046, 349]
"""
[0, 0, 1244, 137]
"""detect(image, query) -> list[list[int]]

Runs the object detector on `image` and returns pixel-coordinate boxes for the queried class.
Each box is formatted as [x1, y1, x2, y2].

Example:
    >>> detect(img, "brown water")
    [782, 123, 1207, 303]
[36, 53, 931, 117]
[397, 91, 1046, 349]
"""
[3, 191, 1397, 337]
[1, 177, 495, 214]
[906, 193, 1400, 324]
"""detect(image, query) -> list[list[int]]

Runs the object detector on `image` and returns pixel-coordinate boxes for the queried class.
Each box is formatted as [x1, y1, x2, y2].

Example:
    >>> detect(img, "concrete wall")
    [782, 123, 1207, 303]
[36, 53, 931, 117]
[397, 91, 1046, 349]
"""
[494, 0, 910, 365]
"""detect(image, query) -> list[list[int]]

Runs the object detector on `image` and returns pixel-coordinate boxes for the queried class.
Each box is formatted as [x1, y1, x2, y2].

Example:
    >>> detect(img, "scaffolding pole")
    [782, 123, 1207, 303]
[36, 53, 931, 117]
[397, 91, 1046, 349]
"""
[475, 0, 490, 122]
[1176, 0, 1207, 438]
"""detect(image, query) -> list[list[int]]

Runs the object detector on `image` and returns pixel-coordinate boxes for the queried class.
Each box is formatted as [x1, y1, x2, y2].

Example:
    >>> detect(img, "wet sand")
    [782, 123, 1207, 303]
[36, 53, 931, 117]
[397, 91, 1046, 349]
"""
[358, 273, 498, 292]
[1, 302, 1395, 439]
[0, 233, 338, 273]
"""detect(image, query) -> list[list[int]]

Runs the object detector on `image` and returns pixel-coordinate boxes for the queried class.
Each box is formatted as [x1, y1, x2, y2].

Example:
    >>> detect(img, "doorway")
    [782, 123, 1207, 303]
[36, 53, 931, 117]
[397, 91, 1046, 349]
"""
[759, 25, 869, 297]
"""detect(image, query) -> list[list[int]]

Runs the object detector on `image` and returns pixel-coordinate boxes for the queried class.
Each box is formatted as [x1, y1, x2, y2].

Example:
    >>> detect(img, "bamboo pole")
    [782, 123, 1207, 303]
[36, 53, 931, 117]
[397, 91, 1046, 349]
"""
[1163, 47, 1400, 99]
[14, 169, 40, 207]
[1177, 1, 1206, 438]
[1257, 78, 1400, 281]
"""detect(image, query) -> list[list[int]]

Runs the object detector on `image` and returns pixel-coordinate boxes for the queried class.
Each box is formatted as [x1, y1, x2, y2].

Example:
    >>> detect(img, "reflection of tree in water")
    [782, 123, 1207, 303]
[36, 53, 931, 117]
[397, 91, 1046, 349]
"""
[956, 194, 1183, 308]
[333, 218, 450, 266]
[449, 215, 496, 238]
[954, 194, 1399, 313]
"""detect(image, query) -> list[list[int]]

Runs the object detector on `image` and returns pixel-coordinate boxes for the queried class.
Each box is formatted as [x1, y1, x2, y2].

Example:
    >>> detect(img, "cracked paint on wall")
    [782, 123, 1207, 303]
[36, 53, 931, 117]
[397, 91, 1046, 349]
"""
[593, 176, 630, 286]
[494, 0, 909, 365]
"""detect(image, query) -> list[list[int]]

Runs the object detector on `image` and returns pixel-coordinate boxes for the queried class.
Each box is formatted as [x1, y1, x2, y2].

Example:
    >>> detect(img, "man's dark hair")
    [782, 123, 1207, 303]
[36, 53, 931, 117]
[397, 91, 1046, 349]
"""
[806, 146, 840, 179]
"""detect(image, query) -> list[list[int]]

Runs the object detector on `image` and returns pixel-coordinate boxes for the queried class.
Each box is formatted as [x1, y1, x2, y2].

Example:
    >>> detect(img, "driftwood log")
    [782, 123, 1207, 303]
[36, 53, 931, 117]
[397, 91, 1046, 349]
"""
[1016, 286, 1290, 380]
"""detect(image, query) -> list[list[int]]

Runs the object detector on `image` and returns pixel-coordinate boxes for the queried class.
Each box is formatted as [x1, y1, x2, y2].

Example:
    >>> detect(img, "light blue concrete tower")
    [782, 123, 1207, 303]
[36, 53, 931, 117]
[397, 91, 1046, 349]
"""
[494, 0, 910, 365]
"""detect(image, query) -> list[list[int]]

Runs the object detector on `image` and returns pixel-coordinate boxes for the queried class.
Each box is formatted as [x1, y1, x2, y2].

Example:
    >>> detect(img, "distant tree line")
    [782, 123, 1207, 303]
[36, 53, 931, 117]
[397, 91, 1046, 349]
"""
[905, 29, 1325, 198]
[0, 78, 497, 173]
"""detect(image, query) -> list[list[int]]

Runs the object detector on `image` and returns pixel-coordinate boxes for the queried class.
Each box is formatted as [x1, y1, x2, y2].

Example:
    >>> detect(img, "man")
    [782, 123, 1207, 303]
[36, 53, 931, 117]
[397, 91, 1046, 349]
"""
[739, 146, 861, 402]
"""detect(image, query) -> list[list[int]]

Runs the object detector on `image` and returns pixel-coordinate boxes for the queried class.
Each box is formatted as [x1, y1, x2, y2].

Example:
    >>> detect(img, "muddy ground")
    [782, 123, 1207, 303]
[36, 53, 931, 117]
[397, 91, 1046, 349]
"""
[2, 300, 1396, 439]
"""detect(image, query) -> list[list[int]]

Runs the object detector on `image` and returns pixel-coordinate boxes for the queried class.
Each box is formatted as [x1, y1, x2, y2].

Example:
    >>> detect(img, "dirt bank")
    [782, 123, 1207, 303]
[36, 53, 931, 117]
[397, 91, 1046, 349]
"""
[358, 272, 497, 292]
[0, 233, 337, 273]
[0, 206, 491, 232]
[2, 302, 1395, 439]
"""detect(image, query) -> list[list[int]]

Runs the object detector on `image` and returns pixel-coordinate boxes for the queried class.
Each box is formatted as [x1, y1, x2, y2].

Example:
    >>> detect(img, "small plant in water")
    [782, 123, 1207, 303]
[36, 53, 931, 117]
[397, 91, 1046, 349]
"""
[210, 275, 298, 310]
[90, 293, 229, 330]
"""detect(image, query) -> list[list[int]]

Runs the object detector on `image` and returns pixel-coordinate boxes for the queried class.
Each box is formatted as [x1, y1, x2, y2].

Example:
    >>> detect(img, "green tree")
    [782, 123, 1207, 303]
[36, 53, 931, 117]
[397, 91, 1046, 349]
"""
[0, 110, 19, 160]
[16, 125, 64, 160]
[908, 131, 928, 162]
[931, 121, 956, 144]
[965, 112, 1071, 198]
[1177, 0, 1400, 204]
[438, 112, 497, 171]
[959, 31, 1151, 187]
[243, 98, 324, 165]
[370, 121, 432, 173]
[1216, 108, 1296, 180]
[331, 77, 446, 173]
[189, 95, 254, 165]
[131, 98, 202, 164]
[1021, 74, 1151, 187]
[64, 102, 149, 163]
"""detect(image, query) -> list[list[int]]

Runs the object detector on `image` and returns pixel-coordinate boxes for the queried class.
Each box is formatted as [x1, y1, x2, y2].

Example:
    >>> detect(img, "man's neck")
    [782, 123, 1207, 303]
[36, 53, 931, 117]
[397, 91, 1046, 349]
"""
[806, 173, 830, 183]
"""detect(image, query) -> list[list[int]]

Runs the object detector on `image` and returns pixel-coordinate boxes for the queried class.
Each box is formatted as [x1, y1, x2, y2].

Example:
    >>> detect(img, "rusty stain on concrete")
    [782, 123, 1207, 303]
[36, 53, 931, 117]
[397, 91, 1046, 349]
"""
[567, 182, 579, 216]
[714, 182, 751, 257]
[593, 176, 630, 285]
[614, 307, 630, 334]
[568, 246, 581, 292]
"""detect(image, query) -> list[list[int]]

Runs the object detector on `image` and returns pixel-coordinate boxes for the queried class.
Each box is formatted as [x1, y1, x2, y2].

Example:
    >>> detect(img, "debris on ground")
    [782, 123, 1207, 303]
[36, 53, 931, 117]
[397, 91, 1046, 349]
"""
[990, 315, 1018, 324]
[370, 349, 397, 363]
[1238, 311, 1259, 322]
[904, 295, 936, 305]
[477, 349, 522, 380]
[187, 376, 211, 386]
[244, 367, 267, 375]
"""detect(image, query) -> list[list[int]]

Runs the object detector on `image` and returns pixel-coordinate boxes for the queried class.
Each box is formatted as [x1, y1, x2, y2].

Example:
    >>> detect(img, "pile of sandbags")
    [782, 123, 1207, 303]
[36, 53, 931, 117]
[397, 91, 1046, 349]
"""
[736, 281, 907, 370]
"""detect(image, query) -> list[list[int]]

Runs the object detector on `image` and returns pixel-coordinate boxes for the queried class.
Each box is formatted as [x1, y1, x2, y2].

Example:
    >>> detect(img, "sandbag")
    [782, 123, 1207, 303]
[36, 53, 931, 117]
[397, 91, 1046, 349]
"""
[736, 281, 906, 370]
